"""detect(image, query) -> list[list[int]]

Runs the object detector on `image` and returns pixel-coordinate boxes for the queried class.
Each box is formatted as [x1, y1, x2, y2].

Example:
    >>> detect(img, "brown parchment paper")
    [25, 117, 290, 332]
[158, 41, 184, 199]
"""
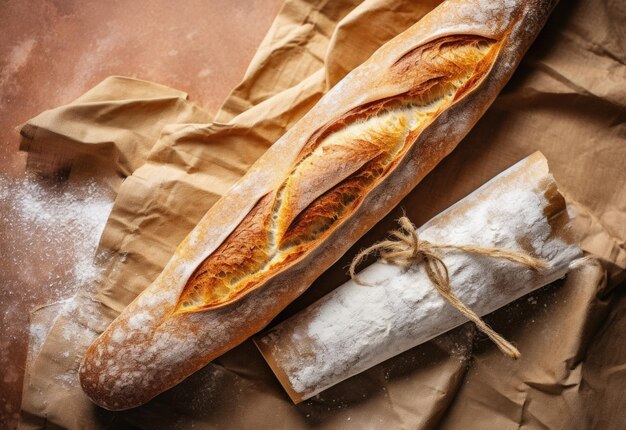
[18, 0, 626, 429]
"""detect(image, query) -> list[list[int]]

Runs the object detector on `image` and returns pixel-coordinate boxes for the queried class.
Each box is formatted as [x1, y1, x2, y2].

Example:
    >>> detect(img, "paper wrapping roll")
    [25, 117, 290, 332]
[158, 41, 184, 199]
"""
[254, 152, 582, 403]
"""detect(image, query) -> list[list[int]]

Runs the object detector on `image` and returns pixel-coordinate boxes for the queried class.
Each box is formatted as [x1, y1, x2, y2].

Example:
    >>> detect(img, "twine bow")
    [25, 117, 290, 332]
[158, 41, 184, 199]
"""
[349, 216, 548, 359]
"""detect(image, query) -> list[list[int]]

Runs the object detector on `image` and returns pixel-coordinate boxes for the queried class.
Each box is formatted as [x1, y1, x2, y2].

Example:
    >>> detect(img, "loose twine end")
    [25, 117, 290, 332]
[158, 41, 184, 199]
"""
[349, 215, 548, 359]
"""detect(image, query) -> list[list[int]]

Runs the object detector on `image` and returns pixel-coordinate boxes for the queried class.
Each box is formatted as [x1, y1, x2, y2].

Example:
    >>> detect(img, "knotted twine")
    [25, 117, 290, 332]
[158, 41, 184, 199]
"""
[349, 216, 548, 359]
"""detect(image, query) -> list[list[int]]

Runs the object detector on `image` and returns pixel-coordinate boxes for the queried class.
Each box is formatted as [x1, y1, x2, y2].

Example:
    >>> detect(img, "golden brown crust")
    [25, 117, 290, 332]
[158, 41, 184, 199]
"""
[177, 34, 500, 312]
[177, 193, 274, 310]
[80, 0, 559, 411]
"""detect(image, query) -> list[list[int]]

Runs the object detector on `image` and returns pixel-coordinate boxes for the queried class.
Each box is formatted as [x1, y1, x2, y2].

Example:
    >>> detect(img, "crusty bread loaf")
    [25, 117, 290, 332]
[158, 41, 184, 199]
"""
[80, 0, 559, 410]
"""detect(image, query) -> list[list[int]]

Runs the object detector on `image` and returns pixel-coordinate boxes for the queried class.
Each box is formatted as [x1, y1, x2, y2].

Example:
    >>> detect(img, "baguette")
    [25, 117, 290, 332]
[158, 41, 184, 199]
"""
[80, 0, 559, 410]
[254, 152, 582, 403]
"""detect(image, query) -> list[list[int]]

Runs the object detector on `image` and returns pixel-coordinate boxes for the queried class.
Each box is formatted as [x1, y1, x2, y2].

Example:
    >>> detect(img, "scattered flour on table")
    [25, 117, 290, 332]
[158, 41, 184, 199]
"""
[0, 176, 114, 291]
[0, 175, 114, 415]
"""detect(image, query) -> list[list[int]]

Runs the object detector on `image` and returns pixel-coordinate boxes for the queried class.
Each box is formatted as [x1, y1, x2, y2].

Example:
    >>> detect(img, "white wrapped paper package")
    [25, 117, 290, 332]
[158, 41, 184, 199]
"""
[254, 152, 582, 403]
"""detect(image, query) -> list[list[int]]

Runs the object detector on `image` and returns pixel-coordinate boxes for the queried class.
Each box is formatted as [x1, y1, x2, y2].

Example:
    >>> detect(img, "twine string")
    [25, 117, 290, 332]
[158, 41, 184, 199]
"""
[349, 216, 548, 359]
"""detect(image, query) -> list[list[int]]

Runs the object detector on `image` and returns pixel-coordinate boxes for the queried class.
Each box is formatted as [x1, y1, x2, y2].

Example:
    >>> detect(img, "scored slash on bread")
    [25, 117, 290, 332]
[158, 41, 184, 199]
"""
[178, 35, 501, 312]
[79, 0, 559, 411]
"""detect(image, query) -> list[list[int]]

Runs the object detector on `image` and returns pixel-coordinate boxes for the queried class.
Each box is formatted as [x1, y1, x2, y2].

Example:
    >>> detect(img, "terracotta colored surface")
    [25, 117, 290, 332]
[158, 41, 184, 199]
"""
[0, 1, 282, 428]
